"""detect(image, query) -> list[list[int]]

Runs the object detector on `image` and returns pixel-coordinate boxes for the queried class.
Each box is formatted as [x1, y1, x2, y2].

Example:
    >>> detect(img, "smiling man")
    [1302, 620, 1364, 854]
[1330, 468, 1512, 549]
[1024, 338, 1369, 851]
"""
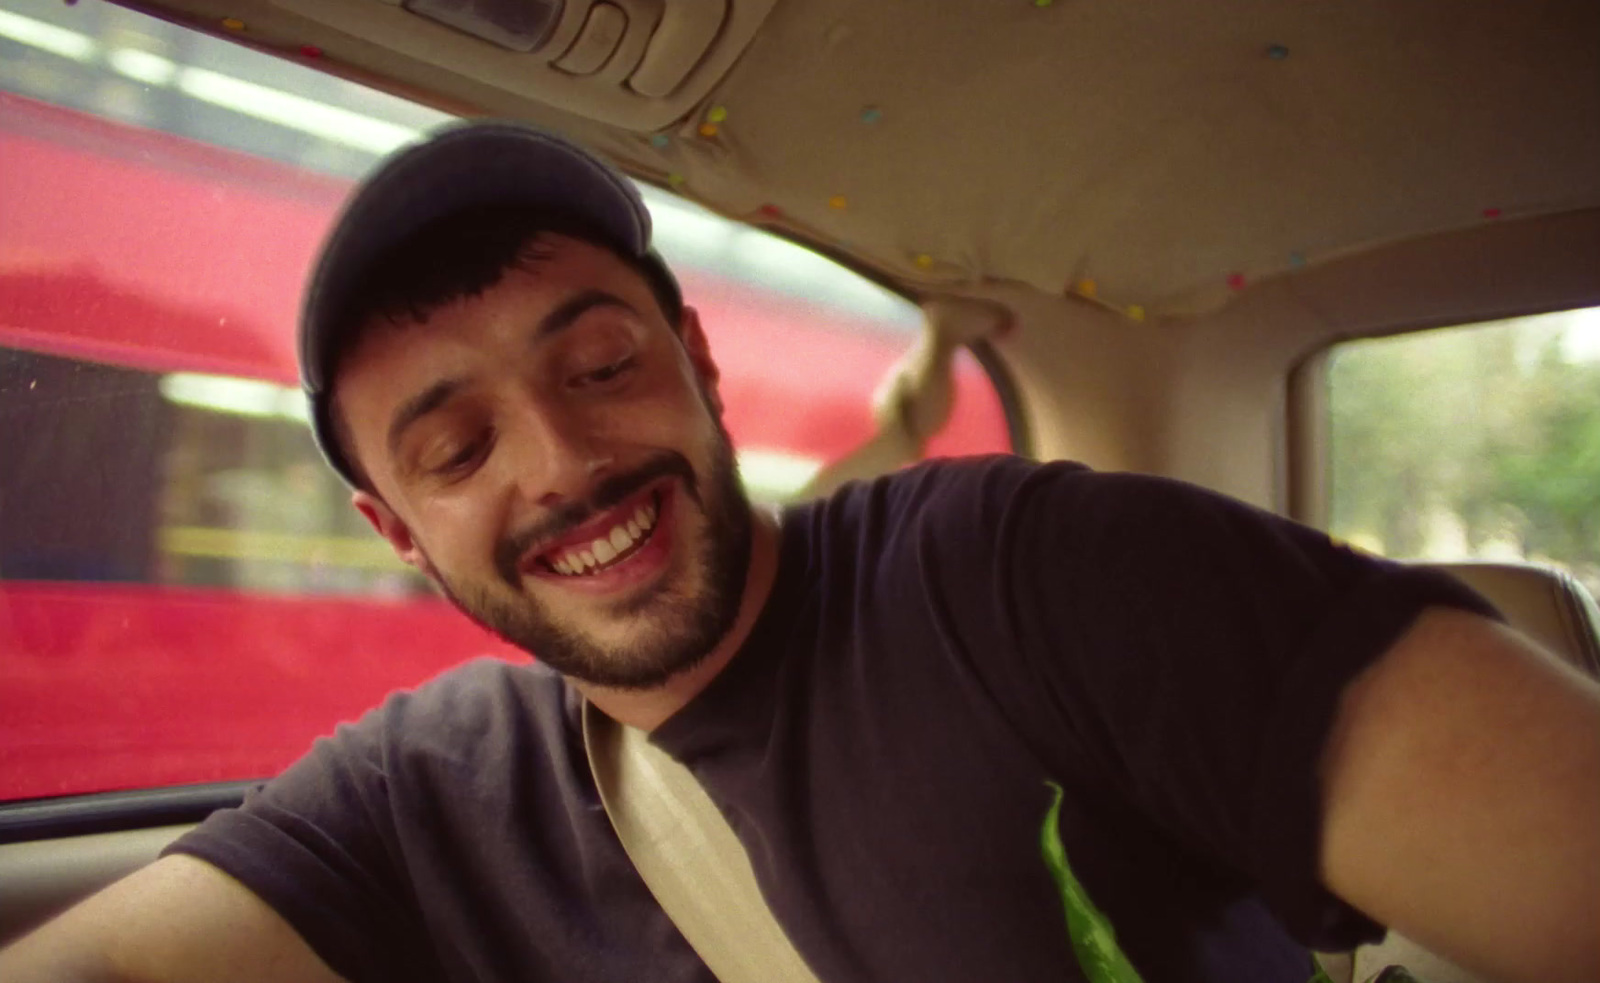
[3, 122, 1597, 983]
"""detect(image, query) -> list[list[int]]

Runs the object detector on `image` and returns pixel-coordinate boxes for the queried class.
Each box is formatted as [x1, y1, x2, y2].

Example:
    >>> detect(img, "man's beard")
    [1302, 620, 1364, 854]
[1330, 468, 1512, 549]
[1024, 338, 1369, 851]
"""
[430, 418, 754, 690]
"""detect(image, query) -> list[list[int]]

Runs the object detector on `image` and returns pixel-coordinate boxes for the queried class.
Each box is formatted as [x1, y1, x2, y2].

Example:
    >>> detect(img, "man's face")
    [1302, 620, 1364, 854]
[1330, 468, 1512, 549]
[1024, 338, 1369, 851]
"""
[337, 235, 753, 689]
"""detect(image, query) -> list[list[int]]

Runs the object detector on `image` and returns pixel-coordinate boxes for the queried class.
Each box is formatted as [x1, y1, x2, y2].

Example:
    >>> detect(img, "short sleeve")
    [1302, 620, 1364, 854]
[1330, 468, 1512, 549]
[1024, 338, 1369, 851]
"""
[163, 694, 443, 983]
[917, 457, 1500, 948]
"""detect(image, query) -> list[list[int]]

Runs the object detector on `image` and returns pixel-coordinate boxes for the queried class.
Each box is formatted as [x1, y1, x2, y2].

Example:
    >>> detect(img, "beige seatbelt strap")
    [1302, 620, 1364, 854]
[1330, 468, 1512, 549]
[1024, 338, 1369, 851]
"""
[583, 702, 821, 983]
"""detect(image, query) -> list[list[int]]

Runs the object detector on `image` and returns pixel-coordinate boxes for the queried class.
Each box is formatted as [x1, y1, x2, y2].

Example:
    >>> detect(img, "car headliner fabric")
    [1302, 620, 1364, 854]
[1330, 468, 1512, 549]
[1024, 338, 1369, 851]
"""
[571, 0, 1600, 318]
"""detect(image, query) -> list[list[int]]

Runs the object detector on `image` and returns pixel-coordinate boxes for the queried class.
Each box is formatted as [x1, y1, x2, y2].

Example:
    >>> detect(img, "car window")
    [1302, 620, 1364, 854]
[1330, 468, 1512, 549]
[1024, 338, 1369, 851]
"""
[0, 0, 1013, 801]
[1324, 304, 1600, 597]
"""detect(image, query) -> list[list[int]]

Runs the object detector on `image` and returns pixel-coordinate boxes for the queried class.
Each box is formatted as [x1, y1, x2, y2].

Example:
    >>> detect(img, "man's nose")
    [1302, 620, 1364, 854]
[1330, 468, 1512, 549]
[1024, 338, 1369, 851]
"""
[499, 401, 613, 508]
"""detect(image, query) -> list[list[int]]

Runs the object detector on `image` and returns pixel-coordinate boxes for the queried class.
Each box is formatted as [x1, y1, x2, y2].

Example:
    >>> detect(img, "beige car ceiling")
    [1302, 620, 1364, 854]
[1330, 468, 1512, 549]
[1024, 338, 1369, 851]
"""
[121, 0, 1600, 322]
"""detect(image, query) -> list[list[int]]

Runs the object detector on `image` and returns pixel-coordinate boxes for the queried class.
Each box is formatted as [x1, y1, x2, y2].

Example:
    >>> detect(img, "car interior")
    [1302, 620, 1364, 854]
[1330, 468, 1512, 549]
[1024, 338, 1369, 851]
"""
[1, 0, 1597, 980]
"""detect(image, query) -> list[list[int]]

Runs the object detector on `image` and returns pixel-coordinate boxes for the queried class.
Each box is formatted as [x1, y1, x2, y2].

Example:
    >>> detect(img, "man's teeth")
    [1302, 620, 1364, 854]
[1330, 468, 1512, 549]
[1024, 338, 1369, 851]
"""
[549, 499, 658, 576]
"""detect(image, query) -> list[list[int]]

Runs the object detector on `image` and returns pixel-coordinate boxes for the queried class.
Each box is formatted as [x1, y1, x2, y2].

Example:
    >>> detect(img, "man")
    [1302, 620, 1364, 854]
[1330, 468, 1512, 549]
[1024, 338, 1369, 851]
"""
[2, 121, 1596, 983]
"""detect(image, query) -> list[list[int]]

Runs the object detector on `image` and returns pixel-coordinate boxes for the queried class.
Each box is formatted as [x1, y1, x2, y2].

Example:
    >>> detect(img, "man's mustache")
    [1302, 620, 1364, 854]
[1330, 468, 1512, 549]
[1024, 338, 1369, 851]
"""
[494, 452, 699, 583]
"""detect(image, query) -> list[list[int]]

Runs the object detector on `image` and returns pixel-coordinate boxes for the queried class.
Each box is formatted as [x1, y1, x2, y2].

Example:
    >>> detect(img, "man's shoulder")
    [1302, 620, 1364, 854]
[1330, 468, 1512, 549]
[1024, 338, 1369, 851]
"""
[807, 454, 1092, 531]
[337, 656, 576, 761]
[796, 455, 1271, 573]
[382, 654, 562, 711]
[845, 454, 1297, 536]
[778, 456, 1084, 587]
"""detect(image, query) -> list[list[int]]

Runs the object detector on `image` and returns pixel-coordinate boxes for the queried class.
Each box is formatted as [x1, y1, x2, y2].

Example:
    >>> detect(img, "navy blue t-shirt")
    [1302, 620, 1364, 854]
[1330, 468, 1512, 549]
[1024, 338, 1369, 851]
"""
[652, 456, 1496, 981]
[169, 456, 1497, 982]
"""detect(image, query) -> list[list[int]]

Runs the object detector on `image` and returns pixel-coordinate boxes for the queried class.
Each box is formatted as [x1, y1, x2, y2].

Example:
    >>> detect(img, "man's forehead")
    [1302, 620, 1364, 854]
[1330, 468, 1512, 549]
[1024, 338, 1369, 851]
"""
[358, 237, 644, 342]
[327, 230, 665, 430]
[338, 269, 648, 415]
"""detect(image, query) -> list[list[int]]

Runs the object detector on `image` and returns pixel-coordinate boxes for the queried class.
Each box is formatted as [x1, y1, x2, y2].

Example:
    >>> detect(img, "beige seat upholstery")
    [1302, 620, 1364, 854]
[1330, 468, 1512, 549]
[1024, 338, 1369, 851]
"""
[1429, 562, 1600, 678]
[1325, 561, 1600, 983]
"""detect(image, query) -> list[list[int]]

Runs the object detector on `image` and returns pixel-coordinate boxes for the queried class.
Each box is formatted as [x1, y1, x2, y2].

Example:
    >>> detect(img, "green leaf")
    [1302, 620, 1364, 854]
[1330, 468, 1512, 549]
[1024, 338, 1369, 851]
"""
[1039, 781, 1146, 983]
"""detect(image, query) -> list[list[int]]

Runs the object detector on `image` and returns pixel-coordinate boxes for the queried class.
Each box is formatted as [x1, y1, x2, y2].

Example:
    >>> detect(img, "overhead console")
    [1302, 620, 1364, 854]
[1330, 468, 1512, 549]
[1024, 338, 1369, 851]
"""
[262, 0, 777, 128]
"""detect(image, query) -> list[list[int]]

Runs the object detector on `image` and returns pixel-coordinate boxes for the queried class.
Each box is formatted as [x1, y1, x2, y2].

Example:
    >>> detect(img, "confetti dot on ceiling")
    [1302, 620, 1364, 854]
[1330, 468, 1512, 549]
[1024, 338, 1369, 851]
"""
[1227, 273, 1247, 291]
[828, 195, 848, 210]
[1267, 44, 1289, 60]
[860, 106, 883, 124]
[1482, 207, 1503, 219]
[1075, 278, 1098, 299]
[759, 204, 783, 218]
[707, 105, 729, 124]
[299, 45, 323, 59]
[1127, 305, 1146, 322]
[650, 134, 670, 149]
[698, 122, 719, 138]
[668, 173, 687, 188]
[914, 253, 935, 269]
[221, 17, 246, 30]
[1288, 251, 1307, 268]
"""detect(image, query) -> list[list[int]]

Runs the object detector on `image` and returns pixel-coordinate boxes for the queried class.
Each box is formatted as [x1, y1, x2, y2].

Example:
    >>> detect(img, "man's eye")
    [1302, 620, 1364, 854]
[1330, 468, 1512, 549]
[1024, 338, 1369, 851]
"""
[579, 356, 636, 386]
[426, 433, 491, 478]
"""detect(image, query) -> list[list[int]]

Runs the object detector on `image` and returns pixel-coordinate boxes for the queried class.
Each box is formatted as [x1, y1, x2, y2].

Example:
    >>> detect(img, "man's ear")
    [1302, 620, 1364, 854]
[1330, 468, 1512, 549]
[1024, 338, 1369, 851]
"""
[352, 490, 437, 580]
[678, 306, 723, 412]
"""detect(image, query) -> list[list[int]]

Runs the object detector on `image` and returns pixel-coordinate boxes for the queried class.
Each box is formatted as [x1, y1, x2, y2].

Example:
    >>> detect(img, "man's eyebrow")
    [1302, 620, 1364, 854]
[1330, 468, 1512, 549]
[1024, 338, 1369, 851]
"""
[536, 289, 637, 340]
[387, 378, 462, 460]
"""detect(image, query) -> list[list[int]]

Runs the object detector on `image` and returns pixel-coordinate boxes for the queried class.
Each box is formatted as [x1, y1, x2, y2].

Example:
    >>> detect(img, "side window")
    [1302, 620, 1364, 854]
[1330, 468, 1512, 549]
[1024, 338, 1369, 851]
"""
[1324, 305, 1600, 597]
[0, 0, 1012, 800]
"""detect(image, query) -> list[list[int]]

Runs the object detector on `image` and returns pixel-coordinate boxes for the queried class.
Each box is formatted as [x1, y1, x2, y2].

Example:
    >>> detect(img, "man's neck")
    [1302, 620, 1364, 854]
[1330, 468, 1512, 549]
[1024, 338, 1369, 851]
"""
[573, 506, 783, 732]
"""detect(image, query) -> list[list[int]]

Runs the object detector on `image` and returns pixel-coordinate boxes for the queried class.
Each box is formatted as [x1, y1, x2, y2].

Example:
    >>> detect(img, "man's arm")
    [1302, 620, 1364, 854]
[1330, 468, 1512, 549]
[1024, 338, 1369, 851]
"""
[1320, 608, 1600, 983]
[0, 854, 347, 983]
